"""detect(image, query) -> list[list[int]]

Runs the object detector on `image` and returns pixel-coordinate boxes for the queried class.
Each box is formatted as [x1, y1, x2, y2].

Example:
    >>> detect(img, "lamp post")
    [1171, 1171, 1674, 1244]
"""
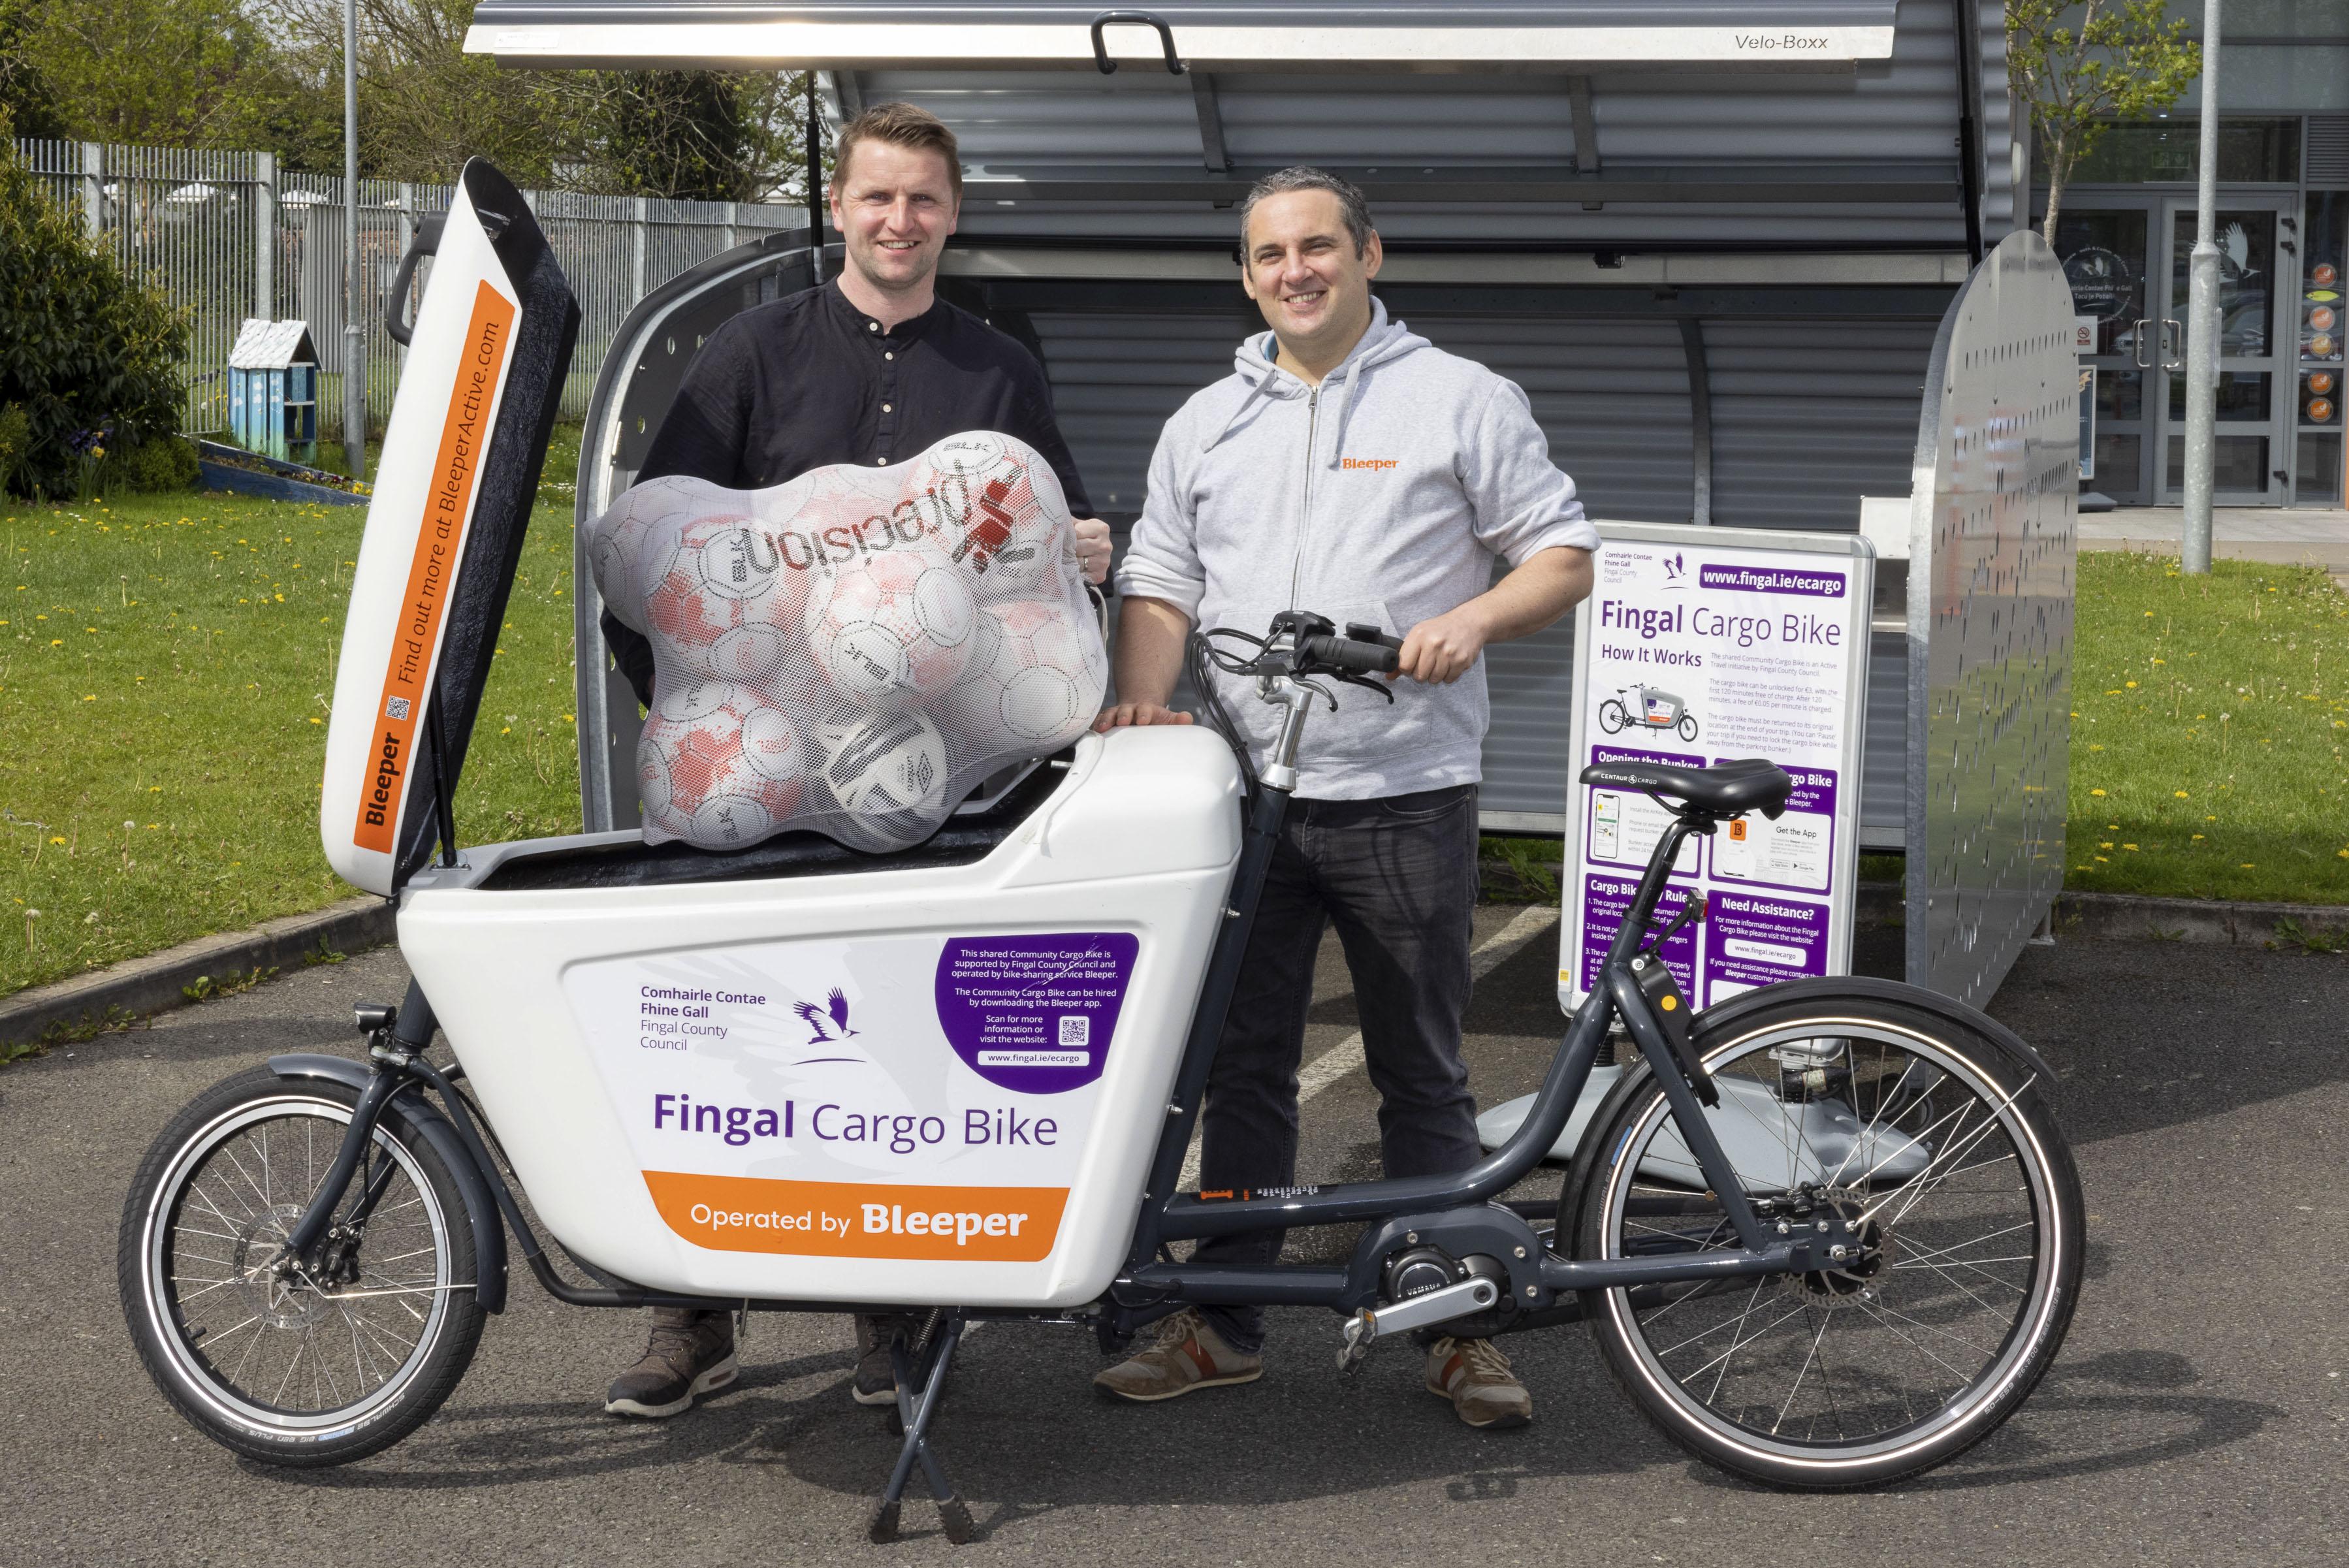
[2181, 0, 2222, 574]
[342, 0, 367, 482]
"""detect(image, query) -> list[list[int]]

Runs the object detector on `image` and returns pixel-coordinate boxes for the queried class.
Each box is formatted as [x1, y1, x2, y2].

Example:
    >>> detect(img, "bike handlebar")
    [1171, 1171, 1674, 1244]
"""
[1297, 632, 1401, 675]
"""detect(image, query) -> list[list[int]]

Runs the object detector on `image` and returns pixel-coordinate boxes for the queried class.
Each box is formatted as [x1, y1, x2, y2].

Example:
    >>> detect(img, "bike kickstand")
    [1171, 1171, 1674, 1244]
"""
[868, 1313, 974, 1546]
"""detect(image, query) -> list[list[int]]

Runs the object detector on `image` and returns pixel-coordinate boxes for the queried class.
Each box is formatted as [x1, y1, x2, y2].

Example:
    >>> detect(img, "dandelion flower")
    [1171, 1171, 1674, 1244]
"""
[2090, 788, 2107, 797]
[2174, 790, 2190, 798]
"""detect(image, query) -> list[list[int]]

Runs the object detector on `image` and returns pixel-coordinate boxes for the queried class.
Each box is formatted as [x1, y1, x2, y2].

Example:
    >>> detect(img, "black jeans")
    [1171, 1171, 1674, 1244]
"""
[1193, 784, 1483, 1354]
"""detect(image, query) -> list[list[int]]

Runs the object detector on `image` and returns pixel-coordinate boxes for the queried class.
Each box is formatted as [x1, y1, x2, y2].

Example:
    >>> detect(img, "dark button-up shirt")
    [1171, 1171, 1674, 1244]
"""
[601, 280, 1093, 705]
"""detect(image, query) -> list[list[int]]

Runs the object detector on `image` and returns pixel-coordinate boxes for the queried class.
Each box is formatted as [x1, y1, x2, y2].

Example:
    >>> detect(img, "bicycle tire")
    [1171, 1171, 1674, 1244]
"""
[118, 1064, 486, 1467]
[1597, 700, 1628, 735]
[1561, 987, 2083, 1488]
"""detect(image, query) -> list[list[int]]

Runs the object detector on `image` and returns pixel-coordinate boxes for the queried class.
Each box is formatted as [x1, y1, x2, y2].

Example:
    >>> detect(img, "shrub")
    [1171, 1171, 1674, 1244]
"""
[106, 432, 200, 494]
[0, 401, 28, 492]
[0, 120, 189, 498]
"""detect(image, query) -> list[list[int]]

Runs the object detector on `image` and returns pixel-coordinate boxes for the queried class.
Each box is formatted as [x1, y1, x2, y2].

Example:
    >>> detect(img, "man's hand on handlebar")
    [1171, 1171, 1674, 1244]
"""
[1392, 605, 1489, 686]
[1093, 700, 1194, 731]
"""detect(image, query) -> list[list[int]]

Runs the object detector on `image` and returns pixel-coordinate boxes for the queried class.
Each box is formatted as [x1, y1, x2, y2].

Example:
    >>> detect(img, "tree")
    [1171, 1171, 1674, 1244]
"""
[0, 0, 69, 140]
[18, 0, 296, 148]
[567, 69, 816, 204]
[2008, 0, 2203, 242]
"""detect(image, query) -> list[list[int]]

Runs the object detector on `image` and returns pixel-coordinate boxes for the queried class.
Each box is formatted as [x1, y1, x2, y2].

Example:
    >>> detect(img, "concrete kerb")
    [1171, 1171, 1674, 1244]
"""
[7, 875, 2339, 1059]
[0, 896, 397, 1054]
[1848, 882, 2346, 948]
[1480, 866, 2346, 950]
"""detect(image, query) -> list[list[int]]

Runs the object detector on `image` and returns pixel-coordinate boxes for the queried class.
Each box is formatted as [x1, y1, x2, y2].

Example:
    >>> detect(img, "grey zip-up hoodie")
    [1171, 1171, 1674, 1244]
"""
[1117, 299, 1598, 799]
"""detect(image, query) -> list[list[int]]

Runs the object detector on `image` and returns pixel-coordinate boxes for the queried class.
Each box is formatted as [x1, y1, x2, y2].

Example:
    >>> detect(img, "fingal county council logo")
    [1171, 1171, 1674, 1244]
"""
[793, 987, 859, 1045]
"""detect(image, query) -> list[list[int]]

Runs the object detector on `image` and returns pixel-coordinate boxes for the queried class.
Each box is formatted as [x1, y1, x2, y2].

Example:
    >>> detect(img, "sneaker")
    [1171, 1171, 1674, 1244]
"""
[603, 1307, 739, 1418]
[852, 1313, 910, 1407]
[1424, 1336, 1533, 1430]
[1093, 1309, 1264, 1403]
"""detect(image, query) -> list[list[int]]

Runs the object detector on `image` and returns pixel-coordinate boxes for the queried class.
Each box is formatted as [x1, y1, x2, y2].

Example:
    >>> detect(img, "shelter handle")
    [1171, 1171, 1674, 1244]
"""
[384, 214, 446, 348]
[1091, 11, 1185, 75]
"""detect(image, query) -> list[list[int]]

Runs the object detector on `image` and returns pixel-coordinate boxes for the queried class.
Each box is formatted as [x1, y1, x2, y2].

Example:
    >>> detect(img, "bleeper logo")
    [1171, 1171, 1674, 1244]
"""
[643, 1172, 1069, 1260]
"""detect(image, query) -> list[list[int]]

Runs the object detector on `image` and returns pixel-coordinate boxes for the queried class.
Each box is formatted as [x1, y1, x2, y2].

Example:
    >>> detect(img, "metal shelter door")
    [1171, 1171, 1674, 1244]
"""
[2155, 196, 2295, 505]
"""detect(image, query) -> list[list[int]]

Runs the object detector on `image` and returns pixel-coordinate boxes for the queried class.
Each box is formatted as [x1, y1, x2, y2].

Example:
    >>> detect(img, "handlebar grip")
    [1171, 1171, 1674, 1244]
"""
[1301, 634, 1401, 675]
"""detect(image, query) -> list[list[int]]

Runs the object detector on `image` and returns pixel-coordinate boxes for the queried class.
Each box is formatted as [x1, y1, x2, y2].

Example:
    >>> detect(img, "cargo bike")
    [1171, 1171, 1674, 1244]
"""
[118, 165, 2083, 1542]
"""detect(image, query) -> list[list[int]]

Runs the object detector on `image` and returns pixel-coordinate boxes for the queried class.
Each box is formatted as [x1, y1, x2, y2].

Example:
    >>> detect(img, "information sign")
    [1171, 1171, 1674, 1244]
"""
[1557, 523, 1874, 1010]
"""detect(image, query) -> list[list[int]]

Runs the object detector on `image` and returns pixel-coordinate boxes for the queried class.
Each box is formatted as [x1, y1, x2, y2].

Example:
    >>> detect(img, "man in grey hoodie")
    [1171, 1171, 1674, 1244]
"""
[1094, 168, 1597, 1428]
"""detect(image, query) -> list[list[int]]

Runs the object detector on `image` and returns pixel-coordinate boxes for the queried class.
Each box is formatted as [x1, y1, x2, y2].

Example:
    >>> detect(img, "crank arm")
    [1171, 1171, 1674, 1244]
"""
[1336, 1275, 1500, 1371]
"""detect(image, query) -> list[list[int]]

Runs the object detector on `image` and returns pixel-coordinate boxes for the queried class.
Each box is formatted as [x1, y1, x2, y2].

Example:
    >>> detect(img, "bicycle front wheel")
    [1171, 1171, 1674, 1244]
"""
[1565, 987, 2083, 1488]
[118, 1065, 485, 1466]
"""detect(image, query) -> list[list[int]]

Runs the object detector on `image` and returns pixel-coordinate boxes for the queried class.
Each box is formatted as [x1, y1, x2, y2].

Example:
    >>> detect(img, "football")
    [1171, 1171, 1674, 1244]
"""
[636, 681, 808, 848]
[816, 708, 949, 850]
[588, 477, 703, 633]
[803, 545, 976, 710]
[940, 598, 1107, 747]
[919, 438, 1070, 602]
[635, 512, 807, 685]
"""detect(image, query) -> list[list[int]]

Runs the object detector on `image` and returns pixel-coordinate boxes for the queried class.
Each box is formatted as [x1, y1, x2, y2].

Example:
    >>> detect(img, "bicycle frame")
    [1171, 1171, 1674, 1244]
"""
[280, 674, 1858, 1341]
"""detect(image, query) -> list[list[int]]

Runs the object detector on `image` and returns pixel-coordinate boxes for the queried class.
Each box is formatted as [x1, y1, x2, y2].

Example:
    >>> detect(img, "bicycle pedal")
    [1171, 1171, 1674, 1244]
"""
[1335, 1311, 1374, 1375]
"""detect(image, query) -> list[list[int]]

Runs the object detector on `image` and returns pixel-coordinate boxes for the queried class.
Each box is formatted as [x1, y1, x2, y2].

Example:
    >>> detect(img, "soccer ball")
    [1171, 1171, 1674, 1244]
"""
[919, 436, 1069, 602]
[803, 546, 976, 711]
[639, 513, 806, 684]
[588, 477, 704, 633]
[939, 598, 1106, 748]
[637, 681, 807, 848]
[815, 709, 949, 851]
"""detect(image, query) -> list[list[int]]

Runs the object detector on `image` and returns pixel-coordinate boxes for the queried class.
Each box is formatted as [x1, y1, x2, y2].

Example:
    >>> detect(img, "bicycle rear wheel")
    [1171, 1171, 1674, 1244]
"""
[1564, 987, 2082, 1488]
[118, 1065, 485, 1466]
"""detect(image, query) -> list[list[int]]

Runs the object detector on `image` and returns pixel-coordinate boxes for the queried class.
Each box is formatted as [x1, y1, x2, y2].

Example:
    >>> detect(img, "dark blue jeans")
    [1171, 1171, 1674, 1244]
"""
[1193, 784, 1483, 1354]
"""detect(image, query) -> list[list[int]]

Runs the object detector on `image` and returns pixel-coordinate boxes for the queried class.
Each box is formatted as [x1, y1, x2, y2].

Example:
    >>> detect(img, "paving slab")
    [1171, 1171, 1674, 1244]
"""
[3, 925, 2343, 1567]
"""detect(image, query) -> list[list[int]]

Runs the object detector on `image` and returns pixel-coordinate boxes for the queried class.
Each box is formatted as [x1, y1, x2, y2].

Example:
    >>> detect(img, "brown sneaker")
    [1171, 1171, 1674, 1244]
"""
[852, 1312, 910, 1407]
[1424, 1336, 1533, 1429]
[1093, 1308, 1263, 1403]
[604, 1307, 738, 1418]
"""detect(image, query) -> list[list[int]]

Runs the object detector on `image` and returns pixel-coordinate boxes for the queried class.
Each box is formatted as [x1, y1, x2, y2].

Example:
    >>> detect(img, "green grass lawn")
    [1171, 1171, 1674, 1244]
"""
[5, 482, 2344, 1002]
[2, 428, 586, 998]
[2064, 550, 2349, 905]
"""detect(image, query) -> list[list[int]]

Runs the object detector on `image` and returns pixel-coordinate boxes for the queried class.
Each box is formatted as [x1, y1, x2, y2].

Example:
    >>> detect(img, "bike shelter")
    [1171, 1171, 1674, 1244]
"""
[458, 0, 2073, 1008]
[174, 2, 2085, 1536]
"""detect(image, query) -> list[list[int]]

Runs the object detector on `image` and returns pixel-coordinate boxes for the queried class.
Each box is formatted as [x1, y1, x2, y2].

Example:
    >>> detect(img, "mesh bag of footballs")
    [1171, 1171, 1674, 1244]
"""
[587, 432, 1106, 854]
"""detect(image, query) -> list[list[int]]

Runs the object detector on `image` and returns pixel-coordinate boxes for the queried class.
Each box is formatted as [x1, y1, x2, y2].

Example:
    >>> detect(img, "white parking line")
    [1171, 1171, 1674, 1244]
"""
[1176, 904, 1561, 1191]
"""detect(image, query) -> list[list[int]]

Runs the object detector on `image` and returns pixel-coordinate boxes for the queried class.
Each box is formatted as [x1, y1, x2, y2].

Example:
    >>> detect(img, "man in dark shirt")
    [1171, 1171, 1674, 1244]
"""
[600, 101, 1108, 1424]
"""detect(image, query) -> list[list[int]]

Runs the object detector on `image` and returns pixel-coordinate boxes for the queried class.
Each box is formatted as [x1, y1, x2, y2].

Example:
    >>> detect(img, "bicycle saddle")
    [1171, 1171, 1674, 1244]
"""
[1578, 758, 1793, 819]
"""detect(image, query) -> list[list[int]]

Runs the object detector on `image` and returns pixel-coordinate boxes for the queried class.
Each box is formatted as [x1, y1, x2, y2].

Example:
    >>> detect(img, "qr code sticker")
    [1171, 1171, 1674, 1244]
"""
[385, 696, 412, 721]
[1057, 1015, 1089, 1048]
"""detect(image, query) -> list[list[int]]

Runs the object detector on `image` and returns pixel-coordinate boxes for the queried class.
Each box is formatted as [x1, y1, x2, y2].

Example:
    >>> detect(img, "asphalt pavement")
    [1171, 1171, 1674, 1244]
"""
[3, 912, 2344, 1566]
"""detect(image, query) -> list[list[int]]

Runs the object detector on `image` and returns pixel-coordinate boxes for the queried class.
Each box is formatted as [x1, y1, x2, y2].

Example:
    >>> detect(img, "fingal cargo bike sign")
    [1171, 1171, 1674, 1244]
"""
[565, 930, 1138, 1262]
[1559, 524, 1874, 1009]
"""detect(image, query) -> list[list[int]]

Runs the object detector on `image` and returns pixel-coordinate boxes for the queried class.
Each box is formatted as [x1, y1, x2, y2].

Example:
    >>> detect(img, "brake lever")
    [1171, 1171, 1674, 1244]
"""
[1328, 669, 1397, 704]
[1298, 676, 1340, 711]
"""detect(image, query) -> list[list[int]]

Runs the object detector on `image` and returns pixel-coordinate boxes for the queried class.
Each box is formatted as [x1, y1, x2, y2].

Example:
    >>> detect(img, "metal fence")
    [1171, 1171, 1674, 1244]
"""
[12, 138, 805, 438]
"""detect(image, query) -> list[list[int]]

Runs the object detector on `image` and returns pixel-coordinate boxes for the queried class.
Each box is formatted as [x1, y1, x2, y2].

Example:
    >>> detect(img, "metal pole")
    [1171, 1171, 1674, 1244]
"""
[2181, 0, 2223, 575]
[255, 151, 277, 320]
[342, 0, 366, 481]
[807, 75, 826, 284]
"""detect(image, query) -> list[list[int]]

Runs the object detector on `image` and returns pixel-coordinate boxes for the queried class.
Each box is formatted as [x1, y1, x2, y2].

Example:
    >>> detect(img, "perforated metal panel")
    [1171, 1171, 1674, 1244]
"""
[1904, 229, 2075, 1006]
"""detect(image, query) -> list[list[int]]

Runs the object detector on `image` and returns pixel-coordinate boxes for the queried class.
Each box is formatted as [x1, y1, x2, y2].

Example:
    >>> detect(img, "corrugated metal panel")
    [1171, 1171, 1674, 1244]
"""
[2310, 117, 2349, 186]
[1862, 622, 1908, 846]
[1019, 304, 1927, 826]
[852, 0, 1984, 246]
[1704, 317, 1938, 530]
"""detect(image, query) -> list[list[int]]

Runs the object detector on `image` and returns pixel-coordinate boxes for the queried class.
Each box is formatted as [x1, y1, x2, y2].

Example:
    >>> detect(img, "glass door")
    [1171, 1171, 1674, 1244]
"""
[2156, 198, 2295, 504]
[2054, 206, 2158, 502]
